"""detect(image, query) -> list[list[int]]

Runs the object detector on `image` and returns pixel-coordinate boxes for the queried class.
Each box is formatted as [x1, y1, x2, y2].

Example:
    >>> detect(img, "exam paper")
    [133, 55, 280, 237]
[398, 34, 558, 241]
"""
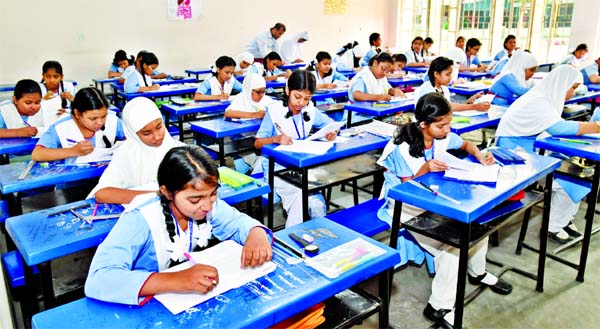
[355, 120, 397, 137]
[306, 121, 345, 141]
[154, 240, 277, 314]
[40, 97, 63, 126]
[452, 110, 488, 117]
[437, 152, 500, 183]
[275, 140, 334, 155]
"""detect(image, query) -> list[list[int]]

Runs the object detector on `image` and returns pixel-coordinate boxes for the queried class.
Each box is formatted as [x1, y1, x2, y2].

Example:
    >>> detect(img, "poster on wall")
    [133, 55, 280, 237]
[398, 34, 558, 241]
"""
[167, 0, 202, 20]
[324, 0, 347, 15]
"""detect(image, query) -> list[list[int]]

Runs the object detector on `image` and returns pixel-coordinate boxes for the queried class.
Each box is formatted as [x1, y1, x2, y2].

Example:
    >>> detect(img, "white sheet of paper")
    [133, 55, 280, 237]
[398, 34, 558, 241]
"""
[356, 120, 397, 137]
[274, 140, 334, 155]
[306, 121, 345, 141]
[157, 85, 177, 91]
[40, 97, 62, 126]
[34, 126, 48, 138]
[452, 110, 488, 117]
[454, 82, 487, 89]
[487, 105, 508, 119]
[475, 93, 495, 104]
[75, 147, 114, 164]
[154, 240, 277, 315]
[437, 152, 500, 183]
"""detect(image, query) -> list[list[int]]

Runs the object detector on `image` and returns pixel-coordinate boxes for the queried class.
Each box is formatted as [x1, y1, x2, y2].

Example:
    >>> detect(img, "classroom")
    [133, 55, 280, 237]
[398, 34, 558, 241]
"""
[1, 0, 600, 328]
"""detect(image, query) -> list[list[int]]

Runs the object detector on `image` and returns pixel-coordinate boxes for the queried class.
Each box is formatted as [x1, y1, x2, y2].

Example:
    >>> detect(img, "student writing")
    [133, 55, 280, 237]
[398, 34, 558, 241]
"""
[194, 56, 243, 101]
[560, 43, 588, 66]
[348, 52, 405, 102]
[489, 50, 538, 106]
[225, 73, 275, 119]
[108, 50, 133, 78]
[580, 57, 600, 84]
[309, 51, 348, 105]
[124, 52, 160, 93]
[0, 79, 43, 138]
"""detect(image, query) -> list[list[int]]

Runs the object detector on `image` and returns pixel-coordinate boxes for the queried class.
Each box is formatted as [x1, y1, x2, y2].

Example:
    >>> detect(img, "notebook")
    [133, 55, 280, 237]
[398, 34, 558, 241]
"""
[154, 240, 277, 314]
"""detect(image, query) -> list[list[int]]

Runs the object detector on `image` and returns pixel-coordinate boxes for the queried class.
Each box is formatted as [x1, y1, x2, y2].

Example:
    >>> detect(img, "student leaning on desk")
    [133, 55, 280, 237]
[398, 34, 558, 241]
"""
[376, 93, 511, 329]
[489, 50, 538, 106]
[348, 52, 405, 102]
[225, 73, 275, 119]
[124, 52, 161, 93]
[107, 49, 133, 78]
[496, 65, 600, 244]
[0, 79, 44, 138]
[194, 56, 243, 101]
[85, 146, 272, 305]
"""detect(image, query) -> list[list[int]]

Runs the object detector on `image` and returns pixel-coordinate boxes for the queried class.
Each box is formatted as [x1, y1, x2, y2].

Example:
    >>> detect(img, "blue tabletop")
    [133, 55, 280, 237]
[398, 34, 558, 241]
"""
[344, 101, 415, 117]
[312, 89, 348, 101]
[337, 70, 357, 79]
[0, 162, 107, 194]
[450, 113, 499, 135]
[117, 85, 198, 101]
[92, 77, 119, 84]
[565, 91, 600, 104]
[535, 136, 600, 162]
[388, 152, 560, 223]
[404, 66, 428, 74]
[266, 80, 287, 89]
[110, 78, 197, 91]
[458, 71, 492, 79]
[190, 117, 261, 138]
[387, 76, 424, 87]
[448, 85, 490, 96]
[279, 63, 307, 71]
[0, 137, 38, 156]
[0, 80, 78, 93]
[185, 68, 212, 75]
[587, 84, 600, 92]
[261, 132, 388, 168]
[31, 218, 399, 329]
[161, 100, 230, 116]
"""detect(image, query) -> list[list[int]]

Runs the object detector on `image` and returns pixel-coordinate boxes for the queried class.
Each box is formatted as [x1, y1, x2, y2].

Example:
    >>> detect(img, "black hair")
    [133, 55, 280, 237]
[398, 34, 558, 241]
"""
[336, 41, 358, 56]
[411, 36, 424, 47]
[393, 93, 451, 157]
[212, 56, 236, 76]
[456, 36, 465, 43]
[158, 146, 220, 267]
[138, 52, 159, 86]
[369, 33, 381, 46]
[503, 35, 516, 50]
[573, 43, 588, 55]
[273, 22, 286, 31]
[284, 70, 315, 121]
[427, 56, 454, 87]
[392, 53, 407, 63]
[72, 87, 110, 115]
[112, 50, 133, 66]
[262, 52, 282, 76]
[309, 51, 333, 78]
[466, 38, 482, 51]
[14, 79, 42, 100]
[424, 37, 434, 45]
[41, 60, 67, 109]
[368, 52, 393, 67]
[411, 37, 425, 58]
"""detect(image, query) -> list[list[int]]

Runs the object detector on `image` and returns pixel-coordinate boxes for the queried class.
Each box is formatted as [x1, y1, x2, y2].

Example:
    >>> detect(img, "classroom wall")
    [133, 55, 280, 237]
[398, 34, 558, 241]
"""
[569, 0, 600, 57]
[0, 0, 389, 88]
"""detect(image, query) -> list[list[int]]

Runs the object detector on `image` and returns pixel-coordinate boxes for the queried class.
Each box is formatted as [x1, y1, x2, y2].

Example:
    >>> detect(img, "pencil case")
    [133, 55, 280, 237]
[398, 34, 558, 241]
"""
[490, 147, 525, 165]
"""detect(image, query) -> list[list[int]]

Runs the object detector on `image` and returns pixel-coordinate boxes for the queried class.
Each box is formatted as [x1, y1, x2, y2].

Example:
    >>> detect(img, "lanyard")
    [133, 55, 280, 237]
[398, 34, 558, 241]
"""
[174, 217, 194, 252]
[292, 114, 306, 139]
[424, 142, 435, 162]
[466, 53, 471, 67]
[413, 51, 421, 63]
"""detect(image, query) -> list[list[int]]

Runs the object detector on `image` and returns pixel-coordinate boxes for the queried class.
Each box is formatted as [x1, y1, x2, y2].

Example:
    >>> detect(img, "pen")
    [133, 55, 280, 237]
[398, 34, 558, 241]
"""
[22, 119, 31, 127]
[224, 118, 243, 124]
[183, 252, 218, 285]
[407, 179, 462, 205]
[66, 138, 79, 144]
[551, 137, 592, 145]
[92, 204, 98, 217]
[273, 122, 285, 135]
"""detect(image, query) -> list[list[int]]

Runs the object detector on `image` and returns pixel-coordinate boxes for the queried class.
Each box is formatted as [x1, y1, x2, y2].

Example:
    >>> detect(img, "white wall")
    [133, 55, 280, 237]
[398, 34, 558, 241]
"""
[0, 0, 388, 88]
[569, 0, 600, 56]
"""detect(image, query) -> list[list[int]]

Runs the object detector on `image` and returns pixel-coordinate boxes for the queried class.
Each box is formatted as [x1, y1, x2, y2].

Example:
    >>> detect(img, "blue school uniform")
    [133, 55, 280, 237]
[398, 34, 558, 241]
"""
[581, 62, 598, 85]
[195, 76, 243, 95]
[348, 70, 392, 102]
[465, 54, 481, 67]
[359, 47, 378, 67]
[493, 49, 508, 61]
[85, 195, 265, 305]
[490, 73, 530, 106]
[124, 70, 153, 94]
[108, 64, 123, 74]
[311, 70, 348, 105]
[491, 58, 508, 76]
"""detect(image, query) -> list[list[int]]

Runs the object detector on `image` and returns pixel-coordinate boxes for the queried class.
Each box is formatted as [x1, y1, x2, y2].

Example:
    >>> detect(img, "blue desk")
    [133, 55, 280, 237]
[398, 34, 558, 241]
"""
[92, 78, 119, 94]
[404, 66, 428, 74]
[31, 218, 400, 329]
[565, 91, 600, 111]
[587, 83, 600, 92]
[279, 63, 307, 71]
[266, 80, 287, 90]
[337, 70, 357, 79]
[344, 101, 415, 128]
[458, 71, 492, 80]
[387, 76, 424, 88]
[185, 68, 211, 80]
[190, 118, 261, 166]
[388, 152, 560, 328]
[115, 85, 198, 108]
[262, 133, 388, 227]
[110, 77, 197, 92]
[0, 138, 38, 164]
[450, 113, 499, 135]
[312, 89, 348, 102]
[537, 63, 554, 72]
[0, 81, 78, 93]
[535, 136, 600, 283]
[161, 101, 230, 141]
[448, 84, 490, 96]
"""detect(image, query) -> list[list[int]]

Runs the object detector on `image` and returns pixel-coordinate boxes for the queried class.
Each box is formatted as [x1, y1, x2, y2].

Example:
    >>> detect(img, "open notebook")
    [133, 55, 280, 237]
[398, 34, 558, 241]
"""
[154, 240, 277, 314]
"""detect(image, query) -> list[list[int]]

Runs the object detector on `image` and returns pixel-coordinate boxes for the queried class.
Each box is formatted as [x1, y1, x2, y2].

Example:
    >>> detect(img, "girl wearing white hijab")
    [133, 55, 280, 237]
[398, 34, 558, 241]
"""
[225, 74, 276, 119]
[489, 50, 538, 106]
[89, 97, 181, 204]
[496, 65, 600, 243]
[234, 52, 254, 76]
[280, 31, 309, 64]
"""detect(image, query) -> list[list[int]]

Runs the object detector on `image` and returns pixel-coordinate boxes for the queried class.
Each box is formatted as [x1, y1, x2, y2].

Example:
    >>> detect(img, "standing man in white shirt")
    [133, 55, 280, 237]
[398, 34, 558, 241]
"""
[247, 23, 286, 63]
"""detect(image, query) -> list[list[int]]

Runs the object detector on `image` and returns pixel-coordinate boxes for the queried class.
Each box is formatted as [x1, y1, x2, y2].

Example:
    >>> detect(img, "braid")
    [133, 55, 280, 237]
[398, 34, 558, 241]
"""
[393, 122, 425, 158]
[160, 194, 177, 243]
[60, 81, 67, 108]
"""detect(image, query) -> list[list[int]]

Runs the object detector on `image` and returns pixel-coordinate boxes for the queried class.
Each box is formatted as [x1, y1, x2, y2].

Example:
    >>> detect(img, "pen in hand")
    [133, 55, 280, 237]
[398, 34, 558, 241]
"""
[183, 252, 218, 285]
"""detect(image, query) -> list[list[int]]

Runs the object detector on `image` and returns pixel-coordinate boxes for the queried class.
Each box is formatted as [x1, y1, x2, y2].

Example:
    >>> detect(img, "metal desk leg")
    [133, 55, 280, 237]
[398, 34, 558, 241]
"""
[219, 138, 226, 166]
[301, 168, 309, 222]
[378, 269, 392, 328]
[38, 261, 56, 309]
[178, 115, 184, 142]
[536, 173, 553, 291]
[454, 223, 471, 329]
[346, 110, 352, 129]
[577, 161, 600, 282]
[21, 259, 39, 325]
[389, 201, 402, 250]
[267, 157, 275, 229]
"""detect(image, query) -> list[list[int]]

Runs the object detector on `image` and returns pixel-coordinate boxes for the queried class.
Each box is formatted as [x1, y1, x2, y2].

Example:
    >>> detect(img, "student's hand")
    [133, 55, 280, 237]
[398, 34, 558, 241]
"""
[472, 102, 490, 112]
[60, 91, 74, 101]
[390, 88, 406, 98]
[479, 151, 495, 165]
[150, 84, 160, 91]
[72, 140, 94, 156]
[219, 93, 230, 101]
[18, 126, 38, 137]
[178, 264, 219, 293]
[479, 64, 488, 72]
[57, 108, 67, 117]
[293, 59, 304, 63]
[43, 91, 54, 100]
[376, 94, 392, 102]
[241, 227, 272, 267]
[426, 159, 448, 172]
[323, 83, 336, 89]
[277, 134, 293, 145]
[325, 131, 338, 141]
[285, 69, 292, 78]
[253, 110, 266, 118]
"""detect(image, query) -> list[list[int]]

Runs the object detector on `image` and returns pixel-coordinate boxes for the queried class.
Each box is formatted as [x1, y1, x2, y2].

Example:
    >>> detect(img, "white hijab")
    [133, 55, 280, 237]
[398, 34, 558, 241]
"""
[496, 65, 584, 137]
[491, 50, 538, 89]
[280, 31, 309, 63]
[88, 97, 179, 199]
[236, 52, 254, 72]
[227, 73, 273, 112]
[349, 66, 388, 96]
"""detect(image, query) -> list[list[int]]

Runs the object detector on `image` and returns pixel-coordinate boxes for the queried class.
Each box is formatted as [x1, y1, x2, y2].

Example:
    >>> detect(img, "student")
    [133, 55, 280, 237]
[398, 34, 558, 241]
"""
[405, 37, 428, 67]
[225, 73, 276, 119]
[388, 54, 408, 78]
[120, 50, 147, 83]
[561, 43, 588, 66]
[376, 92, 511, 328]
[493, 35, 517, 61]
[423, 37, 435, 56]
[124, 52, 160, 93]
[333, 41, 362, 72]
[88, 97, 180, 204]
[108, 50, 133, 78]
[249, 51, 290, 82]
[194, 56, 243, 101]
[348, 52, 405, 102]
[458, 38, 487, 72]
[309, 51, 349, 105]
[85, 145, 272, 305]
[489, 50, 538, 106]
[416, 56, 490, 112]
[580, 57, 600, 84]
[40, 60, 75, 111]
[496, 65, 600, 243]
[455, 36, 465, 50]
[359, 32, 382, 67]
[280, 31, 309, 64]
[31, 87, 125, 163]
[254, 70, 336, 227]
[234, 52, 254, 76]
[0, 79, 43, 138]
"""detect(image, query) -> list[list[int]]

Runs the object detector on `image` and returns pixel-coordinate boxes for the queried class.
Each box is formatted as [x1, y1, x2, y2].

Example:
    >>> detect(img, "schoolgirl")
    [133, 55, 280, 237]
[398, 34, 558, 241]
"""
[124, 52, 160, 93]
[359, 32, 382, 67]
[225, 73, 276, 119]
[309, 51, 348, 105]
[0, 79, 44, 138]
[561, 43, 588, 66]
[405, 37, 428, 67]
[40, 60, 75, 110]
[194, 56, 243, 101]
[489, 50, 538, 106]
[348, 52, 405, 102]
[458, 38, 487, 72]
[108, 50, 133, 78]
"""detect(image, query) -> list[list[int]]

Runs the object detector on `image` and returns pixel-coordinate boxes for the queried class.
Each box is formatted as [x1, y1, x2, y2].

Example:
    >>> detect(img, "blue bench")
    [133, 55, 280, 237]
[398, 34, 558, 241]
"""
[1, 250, 38, 288]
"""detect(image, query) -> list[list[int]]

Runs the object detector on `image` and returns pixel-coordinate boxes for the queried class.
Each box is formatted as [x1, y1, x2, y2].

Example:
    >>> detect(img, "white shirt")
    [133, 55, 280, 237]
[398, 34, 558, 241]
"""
[246, 30, 279, 59]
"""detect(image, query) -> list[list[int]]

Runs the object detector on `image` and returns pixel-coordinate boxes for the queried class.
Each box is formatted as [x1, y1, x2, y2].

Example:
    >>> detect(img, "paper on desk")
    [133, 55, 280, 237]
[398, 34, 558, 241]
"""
[454, 82, 487, 89]
[452, 110, 487, 117]
[154, 240, 277, 314]
[474, 93, 495, 104]
[157, 85, 178, 91]
[487, 105, 508, 119]
[275, 140, 334, 155]
[75, 147, 114, 164]
[389, 92, 414, 103]
[306, 121, 345, 141]
[356, 120, 397, 137]
[437, 151, 500, 183]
